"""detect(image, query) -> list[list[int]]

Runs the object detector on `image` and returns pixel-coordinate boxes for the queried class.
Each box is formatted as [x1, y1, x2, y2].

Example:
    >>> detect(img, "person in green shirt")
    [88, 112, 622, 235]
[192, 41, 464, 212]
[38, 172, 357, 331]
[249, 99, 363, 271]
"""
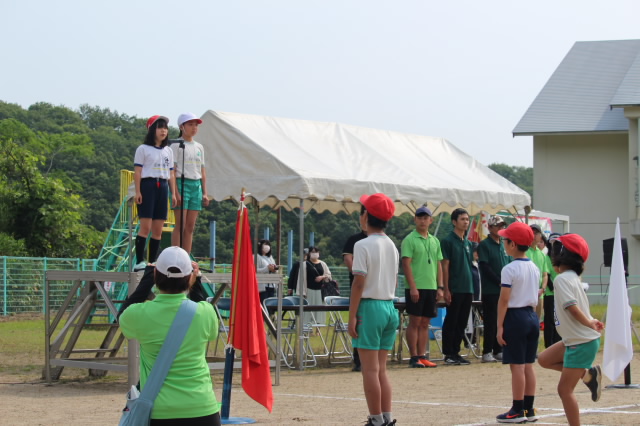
[401, 206, 443, 369]
[440, 208, 474, 366]
[120, 246, 221, 425]
[478, 215, 511, 363]
[525, 224, 549, 322]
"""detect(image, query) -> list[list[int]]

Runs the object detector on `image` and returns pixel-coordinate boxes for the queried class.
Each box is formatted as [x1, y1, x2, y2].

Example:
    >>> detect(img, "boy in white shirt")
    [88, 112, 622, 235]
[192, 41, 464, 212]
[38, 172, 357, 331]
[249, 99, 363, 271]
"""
[538, 233, 604, 426]
[496, 222, 540, 423]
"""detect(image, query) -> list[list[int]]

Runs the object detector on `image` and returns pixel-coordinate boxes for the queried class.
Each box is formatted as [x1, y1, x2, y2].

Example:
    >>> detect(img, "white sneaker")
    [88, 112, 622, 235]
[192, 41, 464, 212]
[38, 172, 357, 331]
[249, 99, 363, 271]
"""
[494, 353, 503, 361]
[133, 261, 147, 271]
[482, 353, 497, 363]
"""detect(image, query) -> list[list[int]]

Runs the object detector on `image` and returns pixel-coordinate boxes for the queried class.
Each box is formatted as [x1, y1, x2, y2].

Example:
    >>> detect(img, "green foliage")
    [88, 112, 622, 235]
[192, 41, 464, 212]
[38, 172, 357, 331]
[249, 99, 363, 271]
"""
[488, 163, 533, 200]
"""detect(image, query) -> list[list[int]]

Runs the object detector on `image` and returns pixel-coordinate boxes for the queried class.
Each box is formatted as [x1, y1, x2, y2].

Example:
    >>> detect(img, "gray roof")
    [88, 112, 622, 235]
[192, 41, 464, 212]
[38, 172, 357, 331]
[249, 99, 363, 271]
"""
[513, 39, 640, 136]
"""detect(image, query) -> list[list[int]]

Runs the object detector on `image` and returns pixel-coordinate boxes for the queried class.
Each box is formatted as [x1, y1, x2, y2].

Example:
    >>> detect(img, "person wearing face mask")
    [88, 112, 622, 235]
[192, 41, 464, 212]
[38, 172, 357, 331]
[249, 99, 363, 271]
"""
[304, 246, 331, 325]
[256, 239, 278, 304]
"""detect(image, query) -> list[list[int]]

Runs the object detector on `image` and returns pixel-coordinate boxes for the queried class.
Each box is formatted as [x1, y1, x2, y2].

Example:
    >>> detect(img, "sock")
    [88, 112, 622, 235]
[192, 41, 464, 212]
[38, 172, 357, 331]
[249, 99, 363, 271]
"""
[135, 235, 147, 264]
[512, 400, 524, 412]
[369, 414, 385, 426]
[583, 368, 592, 383]
[148, 238, 161, 263]
[524, 395, 535, 411]
[383, 412, 393, 422]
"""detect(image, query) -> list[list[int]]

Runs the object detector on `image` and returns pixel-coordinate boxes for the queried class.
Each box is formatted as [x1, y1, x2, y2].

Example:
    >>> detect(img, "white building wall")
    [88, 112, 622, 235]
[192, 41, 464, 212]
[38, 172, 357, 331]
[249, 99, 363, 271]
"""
[533, 133, 639, 304]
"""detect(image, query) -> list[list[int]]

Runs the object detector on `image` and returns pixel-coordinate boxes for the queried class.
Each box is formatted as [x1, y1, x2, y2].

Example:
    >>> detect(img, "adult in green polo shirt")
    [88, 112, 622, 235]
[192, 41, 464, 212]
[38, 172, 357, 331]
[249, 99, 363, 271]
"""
[401, 206, 443, 368]
[440, 208, 474, 366]
[120, 247, 222, 425]
[478, 215, 512, 363]
[542, 233, 562, 348]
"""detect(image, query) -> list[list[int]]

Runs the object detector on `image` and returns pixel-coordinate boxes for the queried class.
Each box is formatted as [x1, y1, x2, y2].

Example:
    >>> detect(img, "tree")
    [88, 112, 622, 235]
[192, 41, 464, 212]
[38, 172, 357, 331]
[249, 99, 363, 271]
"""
[488, 163, 533, 200]
[0, 119, 103, 257]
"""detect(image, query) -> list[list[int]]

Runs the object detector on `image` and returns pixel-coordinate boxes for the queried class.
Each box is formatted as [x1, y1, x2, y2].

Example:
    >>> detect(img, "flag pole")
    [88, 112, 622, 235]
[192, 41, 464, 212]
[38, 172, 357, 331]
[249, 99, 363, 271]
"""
[220, 189, 256, 424]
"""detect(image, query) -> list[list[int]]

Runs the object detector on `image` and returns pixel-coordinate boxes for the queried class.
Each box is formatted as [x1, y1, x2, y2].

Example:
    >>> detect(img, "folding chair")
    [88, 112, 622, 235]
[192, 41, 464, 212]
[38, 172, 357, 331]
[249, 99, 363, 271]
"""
[285, 295, 330, 358]
[264, 297, 316, 368]
[324, 296, 353, 365]
[211, 297, 231, 356]
[392, 297, 411, 362]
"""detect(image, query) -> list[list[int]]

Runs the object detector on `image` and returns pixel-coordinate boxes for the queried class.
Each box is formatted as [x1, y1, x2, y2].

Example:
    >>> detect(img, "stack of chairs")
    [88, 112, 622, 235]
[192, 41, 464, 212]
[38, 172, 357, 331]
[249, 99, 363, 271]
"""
[324, 296, 353, 365]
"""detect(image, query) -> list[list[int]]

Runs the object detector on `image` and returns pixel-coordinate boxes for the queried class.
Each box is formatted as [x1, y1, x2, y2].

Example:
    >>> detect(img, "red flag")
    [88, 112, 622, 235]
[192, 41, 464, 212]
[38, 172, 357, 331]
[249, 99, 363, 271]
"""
[229, 199, 274, 412]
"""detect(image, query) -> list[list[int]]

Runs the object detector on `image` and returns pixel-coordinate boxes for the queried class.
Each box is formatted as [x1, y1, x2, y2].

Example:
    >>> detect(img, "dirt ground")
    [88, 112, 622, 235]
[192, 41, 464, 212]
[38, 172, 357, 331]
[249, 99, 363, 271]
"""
[1, 353, 639, 425]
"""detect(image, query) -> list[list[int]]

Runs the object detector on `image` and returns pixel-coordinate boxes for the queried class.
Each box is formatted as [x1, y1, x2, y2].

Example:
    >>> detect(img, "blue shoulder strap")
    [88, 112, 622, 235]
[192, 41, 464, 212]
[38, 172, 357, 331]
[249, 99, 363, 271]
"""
[139, 299, 198, 402]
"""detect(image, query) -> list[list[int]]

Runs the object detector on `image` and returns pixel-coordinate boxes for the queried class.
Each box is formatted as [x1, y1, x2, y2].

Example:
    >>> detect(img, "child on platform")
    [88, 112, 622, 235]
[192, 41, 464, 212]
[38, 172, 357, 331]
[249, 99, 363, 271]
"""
[349, 193, 399, 426]
[133, 116, 177, 270]
[496, 222, 540, 423]
[538, 233, 604, 426]
[170, 112, 209, 253]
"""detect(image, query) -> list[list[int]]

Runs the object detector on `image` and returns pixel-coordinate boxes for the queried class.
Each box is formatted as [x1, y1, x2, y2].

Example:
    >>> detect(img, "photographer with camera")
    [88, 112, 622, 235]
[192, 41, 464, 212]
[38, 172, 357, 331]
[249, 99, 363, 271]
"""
[257, 239, 279, 304]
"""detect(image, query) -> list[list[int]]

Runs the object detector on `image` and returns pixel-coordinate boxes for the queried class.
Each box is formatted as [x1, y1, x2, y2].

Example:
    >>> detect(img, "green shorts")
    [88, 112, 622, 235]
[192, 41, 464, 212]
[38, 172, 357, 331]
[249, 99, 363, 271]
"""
[564, 338, 600, 369]
[352, 299, 399, 351]
[171, 178, 203, 211]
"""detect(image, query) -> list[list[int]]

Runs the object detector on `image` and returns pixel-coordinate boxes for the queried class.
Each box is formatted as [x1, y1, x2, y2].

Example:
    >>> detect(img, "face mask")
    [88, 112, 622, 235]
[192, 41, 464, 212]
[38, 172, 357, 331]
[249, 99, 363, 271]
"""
[261, 245, 270, 254]
[309, 253, 319, 260]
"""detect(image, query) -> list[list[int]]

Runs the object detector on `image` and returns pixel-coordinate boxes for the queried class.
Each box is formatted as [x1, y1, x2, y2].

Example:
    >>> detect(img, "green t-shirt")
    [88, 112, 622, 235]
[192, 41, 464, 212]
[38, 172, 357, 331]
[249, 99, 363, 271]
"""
[526, 246, 548, 288]
[477, 236, 511, 295]
[401, 229, 443, 290]
[119, 293, 220, 419]
[440, 231, 473, 294]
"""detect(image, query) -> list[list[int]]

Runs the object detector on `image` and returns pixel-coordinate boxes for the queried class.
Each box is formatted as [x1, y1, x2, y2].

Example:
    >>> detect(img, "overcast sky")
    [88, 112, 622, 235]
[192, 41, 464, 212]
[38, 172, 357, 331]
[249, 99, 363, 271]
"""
[2, 0, 639, 167]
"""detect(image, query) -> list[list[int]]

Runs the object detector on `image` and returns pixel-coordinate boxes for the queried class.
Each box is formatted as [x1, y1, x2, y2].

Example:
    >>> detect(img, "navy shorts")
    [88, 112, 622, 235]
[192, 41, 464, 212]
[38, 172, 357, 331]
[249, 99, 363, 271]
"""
[405, 288, 437, 318]
[502, 306, 539, 365]
[138, 178, 169, 220]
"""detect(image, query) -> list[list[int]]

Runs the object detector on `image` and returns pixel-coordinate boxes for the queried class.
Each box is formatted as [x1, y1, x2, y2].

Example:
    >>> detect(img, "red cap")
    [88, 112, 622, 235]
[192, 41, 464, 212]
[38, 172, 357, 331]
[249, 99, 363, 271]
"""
[360, 193, 395, 221]
[498, 221, 534, 246]
[146, 115, 169, 129]
[557, 234, 590, 262]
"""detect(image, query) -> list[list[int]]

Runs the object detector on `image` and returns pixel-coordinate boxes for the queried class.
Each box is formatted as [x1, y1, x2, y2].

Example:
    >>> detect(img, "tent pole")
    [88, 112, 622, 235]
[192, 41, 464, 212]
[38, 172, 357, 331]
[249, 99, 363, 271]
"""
[297, 199, 305, 370]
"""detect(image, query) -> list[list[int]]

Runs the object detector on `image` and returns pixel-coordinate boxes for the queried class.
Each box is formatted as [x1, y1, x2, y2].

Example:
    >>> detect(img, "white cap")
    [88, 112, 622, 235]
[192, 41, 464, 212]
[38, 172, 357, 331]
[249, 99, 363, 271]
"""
[177, 112, 203, 127]
[155, 246, 193, 278]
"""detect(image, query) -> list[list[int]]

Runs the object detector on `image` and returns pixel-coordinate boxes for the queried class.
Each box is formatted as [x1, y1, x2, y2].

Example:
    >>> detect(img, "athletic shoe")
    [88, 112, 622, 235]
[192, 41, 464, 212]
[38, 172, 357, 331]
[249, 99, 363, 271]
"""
[496, 408, 526, 423]
[133, 261, 147, 271]
[524, 408, 539, 422]
[364, 416, 391, 426]
[456, 355, 471, 365]
[494, 352, 503, 361]
[409, 357, 426, 368]
[444, 355, 460, 365]
[352, 364, 361, 372]
[385, 420, 397, 426]
[584, 365, 602, 402]
[482, 353, 497, 363]
[418, 356, 437, 368]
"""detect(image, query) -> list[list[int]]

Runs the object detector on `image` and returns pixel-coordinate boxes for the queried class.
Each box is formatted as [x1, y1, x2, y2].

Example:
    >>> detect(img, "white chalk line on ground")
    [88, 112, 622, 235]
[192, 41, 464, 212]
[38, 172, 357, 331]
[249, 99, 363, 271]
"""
[455, 404, 640, 426]
[257, 391, 640, 425]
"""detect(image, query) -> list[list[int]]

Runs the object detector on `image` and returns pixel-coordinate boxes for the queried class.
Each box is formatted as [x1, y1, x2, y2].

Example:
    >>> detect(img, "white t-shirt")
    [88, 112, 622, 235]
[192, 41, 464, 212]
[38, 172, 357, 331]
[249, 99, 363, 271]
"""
[133, 145, 174, 179]
[256, 254, 276, 292]
[352, 233, 399, 300]
[554, 270, 601, 346]
[500, 258, 540, 308]
[171, 140, 205, 180]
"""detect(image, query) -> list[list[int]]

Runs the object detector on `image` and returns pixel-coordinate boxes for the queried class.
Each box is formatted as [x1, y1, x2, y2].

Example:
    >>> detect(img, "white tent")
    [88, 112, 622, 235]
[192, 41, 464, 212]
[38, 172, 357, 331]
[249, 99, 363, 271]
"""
[197, 110, 531, 215]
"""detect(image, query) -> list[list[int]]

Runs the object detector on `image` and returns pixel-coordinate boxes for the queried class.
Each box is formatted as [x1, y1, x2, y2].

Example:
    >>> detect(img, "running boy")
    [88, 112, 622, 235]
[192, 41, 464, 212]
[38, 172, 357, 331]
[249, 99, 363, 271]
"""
[538, 233, 604, 426]
[349, 193, 399, 426]
[496, 222, 540, 423]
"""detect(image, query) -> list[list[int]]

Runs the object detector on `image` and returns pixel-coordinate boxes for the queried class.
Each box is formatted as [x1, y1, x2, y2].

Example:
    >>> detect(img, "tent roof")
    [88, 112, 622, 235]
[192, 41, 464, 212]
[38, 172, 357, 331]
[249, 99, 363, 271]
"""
[197, 110, 531, 216]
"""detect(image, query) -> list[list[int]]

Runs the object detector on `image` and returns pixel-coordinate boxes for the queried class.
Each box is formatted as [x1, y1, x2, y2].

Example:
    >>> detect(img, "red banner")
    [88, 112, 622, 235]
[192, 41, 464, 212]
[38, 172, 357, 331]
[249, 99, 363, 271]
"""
[229, 203, 274, 412]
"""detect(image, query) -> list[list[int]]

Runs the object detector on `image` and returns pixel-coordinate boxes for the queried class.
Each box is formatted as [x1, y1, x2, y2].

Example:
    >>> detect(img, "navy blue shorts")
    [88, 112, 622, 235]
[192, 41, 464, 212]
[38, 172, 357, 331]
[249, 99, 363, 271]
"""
[138, 178, 169, 220]
[502, 306, 539, 365]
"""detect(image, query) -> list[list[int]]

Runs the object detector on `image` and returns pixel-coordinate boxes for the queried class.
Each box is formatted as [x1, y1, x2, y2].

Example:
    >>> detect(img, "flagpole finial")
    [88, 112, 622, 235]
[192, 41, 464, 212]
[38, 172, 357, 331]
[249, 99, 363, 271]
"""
[240, 188, 246, 202]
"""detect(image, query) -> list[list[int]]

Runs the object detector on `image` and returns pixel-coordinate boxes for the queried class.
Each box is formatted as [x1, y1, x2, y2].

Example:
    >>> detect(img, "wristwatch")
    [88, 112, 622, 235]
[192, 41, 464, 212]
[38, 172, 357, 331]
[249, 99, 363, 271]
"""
[438, 286, 445, 290]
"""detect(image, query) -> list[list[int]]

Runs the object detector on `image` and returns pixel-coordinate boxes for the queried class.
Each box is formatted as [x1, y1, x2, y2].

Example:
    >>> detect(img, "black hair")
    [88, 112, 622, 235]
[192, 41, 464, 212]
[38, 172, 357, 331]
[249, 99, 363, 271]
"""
[143, 118, 169, 147]
[155, 268, 191, 293]
[451, 208, 469, 222]
[552, 245, 585, 275]
[504, 238, 529, 253]
[258, 239, 272, 257]
[360, 205, 388, 229]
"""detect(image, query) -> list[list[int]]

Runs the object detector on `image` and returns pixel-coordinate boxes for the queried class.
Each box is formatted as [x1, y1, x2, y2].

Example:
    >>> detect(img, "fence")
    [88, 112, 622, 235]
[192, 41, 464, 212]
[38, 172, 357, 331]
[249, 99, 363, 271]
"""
[1, 258, 407, 316]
